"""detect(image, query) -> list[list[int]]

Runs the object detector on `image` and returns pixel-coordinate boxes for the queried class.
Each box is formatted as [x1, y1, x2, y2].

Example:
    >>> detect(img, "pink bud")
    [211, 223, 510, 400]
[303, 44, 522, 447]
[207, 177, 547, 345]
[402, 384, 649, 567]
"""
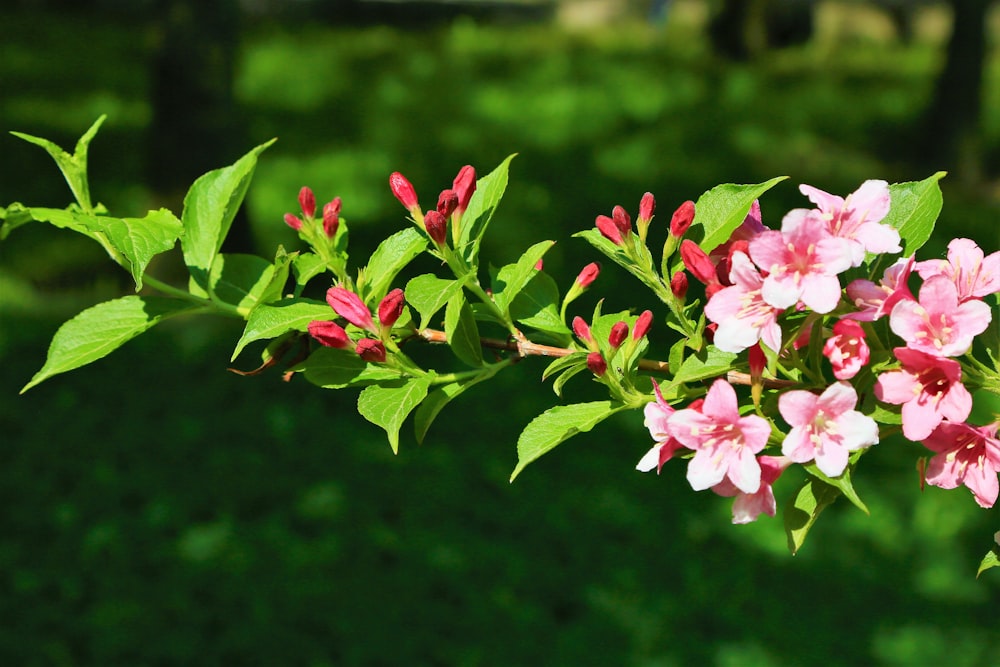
[669, 200, 695, 237]
[572, 316, 592, 343]
[423, 210, 448, 246]
[670, 271, 688, 300]
[452, 165, 476, 214]
[377, 288, 405, 329]
[323, 197, 342, 238]
[308, 320, 349, 348]
[680, 240, 717, 286]
[575, 262, 600, 289]
[748, 342, 766, 377]
[586, 351, 607, 377]
[612, 205, 632, 238]
[284, 213, 304, 231]
[595, 215, 622, 245]
[298, 186, 317, 219]
[389, 172, 420, 211]
[326, 286, 376, 333]
[534, 258, 544, 271]
[608, 321, 629, 349]
[356, 338, 387, 363]
[633, 310, 653, 340]
[639, 192, 655, 222]
[437, 189, 459, 218]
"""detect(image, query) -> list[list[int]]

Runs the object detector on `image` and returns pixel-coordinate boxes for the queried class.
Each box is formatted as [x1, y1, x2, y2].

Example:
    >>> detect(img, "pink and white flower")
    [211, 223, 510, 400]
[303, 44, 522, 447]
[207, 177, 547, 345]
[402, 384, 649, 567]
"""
[874, 347, 972, 441]
[713, 455, 791, 524]
[779, 382, 879, 478]
[704, 251, 784, 353]
[822, 319, 870, 380]
[667, 379, 771, 493]
[915, 237, 1000, 302]
[889, 275, 991, 357]
[923, 421, 1000, 509]
[637, 382, 686, 474]
[797, 180, 900, 266]
[844, 256, 915, 322]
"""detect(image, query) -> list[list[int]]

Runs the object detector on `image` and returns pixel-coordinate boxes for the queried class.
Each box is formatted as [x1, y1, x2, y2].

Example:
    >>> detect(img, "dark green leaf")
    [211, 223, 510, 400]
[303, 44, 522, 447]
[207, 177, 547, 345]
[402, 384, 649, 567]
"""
[358, 376, 432, 453]
[784, 476, 841, 555]
[445, 292, 483, 367]
[510, 401, 623, 481]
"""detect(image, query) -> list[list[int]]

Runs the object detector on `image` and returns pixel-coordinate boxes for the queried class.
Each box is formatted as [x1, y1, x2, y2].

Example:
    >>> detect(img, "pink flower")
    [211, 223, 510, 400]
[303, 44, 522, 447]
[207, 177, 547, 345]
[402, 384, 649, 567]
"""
[667, 379, 771, 493]
[356, 338, 387, 363]
[822, 319, 870, 380]
[307, 320, 349, 348]
[452, 165, 476, 215]
[326, 287, 377, 334]
[874, 347, 972, 441]
[632, 310, 653, 340]
[423, 210, 449, 246]
[322, 197, 341, 238]
[572, 316, 593, 345]
[639, 192, 656, 224]
[749, 215, 852, 313]
[608, 321, 629, 350]
[669, 200, 695, 237]
[596, 214, 623, 245]
[779, 382, 879, 477]
[680, 239, 723, 297]
[713, 455, 791, 524]
[915, 237, 1000, 302]
[377, 288, 406, 330]
[575, 262, 601, 289]
[389, 172, 420, 213]
[889, 275, 991, 357]
[612, 205, 632, 238]
[798, 180, 900, 266]
[637, 382, 685, 473]
[298, 186, 317, 219]
[436, 189, 459, 218]
[844, 256, 915, 321]
[923, 421, 1000, 508]
[283, 213, 303, 231]
[704, 251, 783, 353]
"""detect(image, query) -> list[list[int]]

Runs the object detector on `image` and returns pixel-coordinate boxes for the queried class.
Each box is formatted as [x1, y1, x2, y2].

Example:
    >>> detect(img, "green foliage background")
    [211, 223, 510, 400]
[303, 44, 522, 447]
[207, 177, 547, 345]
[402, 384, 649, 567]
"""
[1, 5, 999, 665]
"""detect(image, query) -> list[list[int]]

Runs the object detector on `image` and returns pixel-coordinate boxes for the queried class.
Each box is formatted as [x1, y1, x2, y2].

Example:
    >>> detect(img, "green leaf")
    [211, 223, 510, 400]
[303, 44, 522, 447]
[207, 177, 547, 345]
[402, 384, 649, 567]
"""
[5, 205, 101, 240]
[414, 364, 504, 443]
[292, 252, 329, 291]
[301, 347, 401, 389]
[784, 476, 841, 555]
[492, 240, 555, 315]
[802, 462, 869, 515]
[358, 227, 427, 305]
[12, 114, 106, 211]
[509, 271, 571, 338]
[445, 292, 483, 367]
[977, 547, 1000, 578]
[542, 353, 588, 382]
[695, 176, 788, 253]
[510, 401, 623, 481]
[259, 246, 293, 305]
[670, 346, 738, 386]
[358, 376, 432, 453]
[207, 253, 276, 312]
[885, 172, 946, 256]
[405, 273, 469, 330]
[552, 360, 589, 398]
[84, 209, 184, 290]
[181, 139, 276, 289]
[22, 296, 197, 392]
[232, 298, 330, 361]
[459, 154, 516, 265]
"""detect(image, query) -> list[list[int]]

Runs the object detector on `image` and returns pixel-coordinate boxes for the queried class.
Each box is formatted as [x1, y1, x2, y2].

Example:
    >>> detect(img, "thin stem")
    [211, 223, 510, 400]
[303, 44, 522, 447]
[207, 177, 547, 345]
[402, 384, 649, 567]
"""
[142, 275, 246, 318]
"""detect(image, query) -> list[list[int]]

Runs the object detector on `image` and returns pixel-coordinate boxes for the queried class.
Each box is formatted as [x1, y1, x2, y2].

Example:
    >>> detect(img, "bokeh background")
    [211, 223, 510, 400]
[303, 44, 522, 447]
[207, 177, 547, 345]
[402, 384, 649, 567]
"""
[2, 1, 1000, 664]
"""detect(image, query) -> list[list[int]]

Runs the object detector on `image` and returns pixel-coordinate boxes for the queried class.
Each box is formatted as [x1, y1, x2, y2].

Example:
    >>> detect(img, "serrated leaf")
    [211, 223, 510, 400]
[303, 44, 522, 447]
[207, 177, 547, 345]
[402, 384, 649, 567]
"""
[445, 292, 483, 367]
[22, 296, 197, 392]
[181, 139, 276, 289]
[459, 154, 516, 265]
[301, 347, 401, 388]
[12, 114, 105, 210]
[670, 346, 738, 385]
[359, 227, 427, 304]
[6, 206, 101, 240]
[358, 377, 432, 453]
[84, 208, 184, 290]
[885, 172, 945, 256]
[695, 177, 788, 253]
[492, 240, 555, 315]
[208, 253, 276, 312]
[231, 299, 330, 361]
[509, 271, 571, 338]
[542, 353, 588, 382]
[977, 547, 1000, 577]
[784, 476, 841, 555]
[405, 273, 469, 330]
[510, 401, 622, 481]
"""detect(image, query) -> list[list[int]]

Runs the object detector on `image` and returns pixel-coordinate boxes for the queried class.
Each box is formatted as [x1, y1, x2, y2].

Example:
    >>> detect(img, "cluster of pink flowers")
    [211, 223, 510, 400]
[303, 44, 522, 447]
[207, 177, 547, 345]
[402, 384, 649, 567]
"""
[640, 180, 1000, 520]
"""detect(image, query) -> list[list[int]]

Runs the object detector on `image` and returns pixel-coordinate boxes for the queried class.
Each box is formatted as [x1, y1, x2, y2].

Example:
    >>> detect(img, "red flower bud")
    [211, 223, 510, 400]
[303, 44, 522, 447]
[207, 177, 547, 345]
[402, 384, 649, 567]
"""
[633, 310, 653, 340]
[670, 271, 689, 300]
[596, 214, 622, 245]
[378, 288, 406, 329]
[748, 342, 766, 377]
[608, 321, 629, 349]
[452, 165, 476, 214]
[572, 316, 592, 343]
[575, 262, 600, 289]
[298, 186, 317, 219]
[356, 338, 387, 363]
[669, 200, 695, 238]
[639, 192, 655, 222]
[308, 320, 349, 348]
[322, 197, 342, 238]
[586, 351, 607, 376]
[389, 171, 420, 211]
[284, 213, 304, 231]
[680, 240, 717, 286]
[534, 258, 544, 271]
[437, 189, 459, 218]
[326, 286, 376, 333]
[423, 210, 448, 246]
[612, 205, 632, 238]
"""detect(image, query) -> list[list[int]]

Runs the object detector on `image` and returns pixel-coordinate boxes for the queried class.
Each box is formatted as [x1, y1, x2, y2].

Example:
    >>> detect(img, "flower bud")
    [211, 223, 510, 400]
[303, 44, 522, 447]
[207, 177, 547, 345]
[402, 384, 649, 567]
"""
[639, 192, 655, 223]
[323, 197, 342, 238]
[586, 351, 607, 377]
[298, 186, 317, 219]
[669, 200, 695, 238]
[572, 316, 592, 343]
[326, 286, 376, 333]
[437, 189, 459, 218]
[612, 205, 632, 238]
[534, 258, 544, 271]
[356, 338, 387, 363]
[680, 239, 717, 285]
[596, 215, 623, 245]
[378, 288, 406, 329]
[452, 165, 476, 214]
[632, 310, 653, 340]
[670, 271, 688, 300]
[608, 321, 629, 350]
[389, 172, 420, 212]
[308, 320, 349, 348]
[748, 342, 766, 407]
[423, 210, 448, 246]
[284, 213, 304, 231]
[575, 262, 600, 289]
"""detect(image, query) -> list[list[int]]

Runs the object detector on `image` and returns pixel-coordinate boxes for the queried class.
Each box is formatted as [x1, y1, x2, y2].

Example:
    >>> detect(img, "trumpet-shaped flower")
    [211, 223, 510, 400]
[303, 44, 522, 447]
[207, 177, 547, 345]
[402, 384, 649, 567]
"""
[712, 455, 791, 524]
[704, 251, 783, 353]
[915, 237, 1000, 302]
[923, 421, 1000, 508]
[637, 383, 685, 474]
[844, 256, 915, 321]
[822, 319, 870, 380]
[667, 379, 771, 494]
[874, 347, 972, 441]
[798, 180, 900, 265]
[889, 275, 991, 357]
[779, 382, 878, 478]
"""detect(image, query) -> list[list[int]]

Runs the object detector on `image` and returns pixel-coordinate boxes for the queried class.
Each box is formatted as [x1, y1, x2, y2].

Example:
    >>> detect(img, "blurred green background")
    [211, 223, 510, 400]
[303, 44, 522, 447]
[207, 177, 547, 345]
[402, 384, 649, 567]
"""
[2, 1, 999, 665]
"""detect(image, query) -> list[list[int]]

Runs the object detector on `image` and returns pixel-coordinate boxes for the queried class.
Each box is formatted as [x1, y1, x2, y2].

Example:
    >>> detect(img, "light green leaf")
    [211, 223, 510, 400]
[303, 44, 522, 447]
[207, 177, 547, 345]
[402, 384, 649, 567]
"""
[358, 376, 432, 453]
[552, 360, 589, 398]
[509, 271, 570, 338]
[784, 476, 841, 555]
[695, 177, 788, 253]
[207, 253, 276, 312]
[181, 139, 276, 289]
[885, 172, 946, 256]
[258, 246, 293, 305]
[405, 273, 469, 330]
[358, 227, 427, 305]
[4, 205, 101, 240]
[85, 208, 184, 290]
[542, 353, 588, 382]
[977, 547, 1000, 578]
[803, 463, 869, 515]
[670, 346, 738, 386]
[292, 252, 329, 291]
[459, 154, 516, 265]
[445, 292, 483, 367]
[232, 299, 330, 361]
[12, 114, 106, 211]
[492, 240, 555, 315]
[301, 347, 401, 389]
[510, 401, 623, 481]
[22, 296, 197, 392]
